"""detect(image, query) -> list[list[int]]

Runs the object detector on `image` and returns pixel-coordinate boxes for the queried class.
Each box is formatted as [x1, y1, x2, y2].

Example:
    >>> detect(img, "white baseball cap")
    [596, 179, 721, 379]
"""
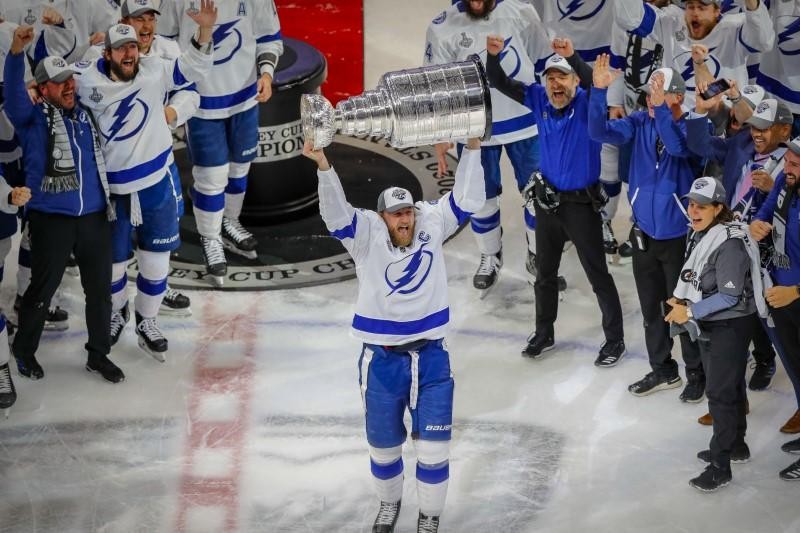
[782, 136, 800, 156]
[642, 67, 686, 94]
[723, 84, 765, 110]
[683, 176, 727, 205]
[105, 24, 139, 49]
[377, 187, 415, 213]
[543, 54, 573, 75]
[34, 56, 77, 84]
[744, 98, 794, 130]
[121, 0, 161, 18]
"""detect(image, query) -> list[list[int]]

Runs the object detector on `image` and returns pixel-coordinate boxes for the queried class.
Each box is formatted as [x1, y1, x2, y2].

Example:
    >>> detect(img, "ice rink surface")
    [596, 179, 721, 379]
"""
[1, 1, 799, 532]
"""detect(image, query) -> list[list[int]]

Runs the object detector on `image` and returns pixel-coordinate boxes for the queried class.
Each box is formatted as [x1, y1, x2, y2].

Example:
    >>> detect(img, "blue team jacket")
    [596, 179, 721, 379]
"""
[756, 173, 800, 286]
[3, 52, 106, 217]
[588, 88, 701, 240]
[524, 85, 601, 192]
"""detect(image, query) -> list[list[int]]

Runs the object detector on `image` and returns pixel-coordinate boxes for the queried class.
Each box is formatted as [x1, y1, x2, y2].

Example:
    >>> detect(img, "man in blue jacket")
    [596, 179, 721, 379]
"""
[589, 59, 705, 400]
[751, 137, 800, 479]
[486, 36, 626, 366]
[3, 26, 122, 384]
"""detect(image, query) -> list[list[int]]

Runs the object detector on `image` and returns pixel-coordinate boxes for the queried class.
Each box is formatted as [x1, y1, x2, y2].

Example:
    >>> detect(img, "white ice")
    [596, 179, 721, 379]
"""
[0, 1, 798, 532]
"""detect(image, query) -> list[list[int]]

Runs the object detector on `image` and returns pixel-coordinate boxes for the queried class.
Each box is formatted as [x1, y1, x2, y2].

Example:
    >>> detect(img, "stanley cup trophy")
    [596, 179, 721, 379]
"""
[301, 55, 492, 150]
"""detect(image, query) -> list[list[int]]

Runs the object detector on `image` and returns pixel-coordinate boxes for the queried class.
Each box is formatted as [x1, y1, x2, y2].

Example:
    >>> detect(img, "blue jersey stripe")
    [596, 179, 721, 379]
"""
[199, 83, 257, 110]
[447, 193, 470, 225]
[256, 31, 282, 44]
[330, 213, 357, 240]
[631, 4, 657, 38]
[106, 147, 172, 185]
[353, 308, 449, 336]
[491, 112, 536, 136]
[756, 71, 800, 105]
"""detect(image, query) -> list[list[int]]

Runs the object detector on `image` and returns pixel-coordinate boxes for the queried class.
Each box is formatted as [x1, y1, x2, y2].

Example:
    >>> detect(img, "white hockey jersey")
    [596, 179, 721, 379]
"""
[608, 16, 667, 113]
[157, 0, 283, 120]
[0, 0, 113, 63]
[424, 0, 550, 145]
[73, 41, 212, 194]
[0, 21, 25, 163]
[318, 148, 485, 346]
[615, 0, 775, 107]
[83, 35, 200, 128]
[755, 0, 800, 114]
[527, 0, 615, 62]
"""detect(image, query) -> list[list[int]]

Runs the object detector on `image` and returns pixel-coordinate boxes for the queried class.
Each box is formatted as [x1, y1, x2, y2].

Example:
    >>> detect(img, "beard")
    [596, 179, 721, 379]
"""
[787, 173, 799, 192]
[109, 58, 139, 82]
[465, 0, 493, 20]
[546, 86, 575, 109]
[388, 222, 415, 248]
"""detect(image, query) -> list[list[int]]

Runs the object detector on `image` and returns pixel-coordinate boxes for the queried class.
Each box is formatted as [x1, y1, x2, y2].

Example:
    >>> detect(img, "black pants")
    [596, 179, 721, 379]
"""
[13, 210, 112, 362]
[630, 231, 702, 379]
[533, 199, 624, 342]
[771, 299, 800, 406]
[750, 314, 776, 365]
[699, 315, 756, 469]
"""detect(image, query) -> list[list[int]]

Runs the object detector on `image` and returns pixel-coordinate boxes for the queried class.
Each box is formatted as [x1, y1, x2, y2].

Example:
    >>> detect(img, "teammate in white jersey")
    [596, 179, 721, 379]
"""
[72, 3, 216, 361]
[303, 137, 485, 533]
[426, 0, 550, 293]
[157, 0, 283, 287]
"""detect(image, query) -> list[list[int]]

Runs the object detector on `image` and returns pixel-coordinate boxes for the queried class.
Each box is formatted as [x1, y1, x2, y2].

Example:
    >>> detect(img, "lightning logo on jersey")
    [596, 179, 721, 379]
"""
[558, 0, 606, 22]
[212, 20, 243, 65]
[385, 244, 433, 296]
[679, 51, 721, 90]
[103, 90, 149, 142]
[777, 16, 800, 56]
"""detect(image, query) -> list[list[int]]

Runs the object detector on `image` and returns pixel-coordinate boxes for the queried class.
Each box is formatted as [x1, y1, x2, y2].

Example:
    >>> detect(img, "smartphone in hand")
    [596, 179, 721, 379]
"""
[702, 78, 731, 100]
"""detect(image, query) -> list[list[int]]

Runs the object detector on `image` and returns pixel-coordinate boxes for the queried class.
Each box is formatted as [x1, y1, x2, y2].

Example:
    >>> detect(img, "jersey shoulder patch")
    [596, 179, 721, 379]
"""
[432, 10, 447, 25]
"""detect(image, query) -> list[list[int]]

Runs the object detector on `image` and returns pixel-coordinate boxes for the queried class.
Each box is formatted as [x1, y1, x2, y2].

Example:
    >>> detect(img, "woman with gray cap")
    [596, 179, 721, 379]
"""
[664, 176, 769, 492]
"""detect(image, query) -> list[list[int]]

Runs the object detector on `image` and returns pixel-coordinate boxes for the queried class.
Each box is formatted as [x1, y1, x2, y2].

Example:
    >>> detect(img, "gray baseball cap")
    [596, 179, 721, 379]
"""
[683, 176, 727, 205]
[377, 187, 414, 213]
[782, 136, 800, 156]
[105, 24, 139, 49]
[543, 54, 574, 75]
[34, 55, 77, 84]
[121, 0, 160, 18]
[744, 99, 794, 130]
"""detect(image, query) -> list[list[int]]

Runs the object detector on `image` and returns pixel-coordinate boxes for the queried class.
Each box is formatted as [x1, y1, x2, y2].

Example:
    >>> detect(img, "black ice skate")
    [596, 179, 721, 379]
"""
[12, 295, 69, 332]
[602, 219, 618, 260]
[221, 216, 258, 259]
[110, 303, 130, 346]
[417, 511, 440, 533]
[159, 288, 192, 317]
[201, 236, 227, 287]
[0, 362, 17, 417]
[372, 500, 401, 533]
[474, 251, 502, 299]
[135, 312, 168, 362]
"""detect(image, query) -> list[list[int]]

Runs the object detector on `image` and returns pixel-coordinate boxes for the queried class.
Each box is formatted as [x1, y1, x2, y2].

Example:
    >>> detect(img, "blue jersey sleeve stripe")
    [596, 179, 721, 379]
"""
[370, 457, 403, 480]
[737, 27, 759, 54]
[199, 83, 258, 110]
[352, 308, 450, 336]
[256, 31, 283, 44]
[577, 45, 612, 63]
[631, 4, 657, 38]
[491, 112, 536, 136]
[172, 61, 189, 87]
[756, 71, 800, 105]
[330, 213, 357, 240]
[106, 147, 172, 185]
[447, 193, 470, 225]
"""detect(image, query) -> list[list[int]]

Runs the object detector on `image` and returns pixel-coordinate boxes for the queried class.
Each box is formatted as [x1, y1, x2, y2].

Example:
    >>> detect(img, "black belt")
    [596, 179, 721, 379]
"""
[384, 339, 433, 352]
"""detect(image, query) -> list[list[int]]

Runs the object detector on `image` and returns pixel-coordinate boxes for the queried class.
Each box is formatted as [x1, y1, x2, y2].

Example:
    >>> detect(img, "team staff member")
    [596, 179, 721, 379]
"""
[751, 137, 800, 480]
[303, 136, 485, 533]
[666, 177, 768, 492]
[485, 36, 626, 366]
[4, 28, 121, 383]
[589, 61, 705, 400]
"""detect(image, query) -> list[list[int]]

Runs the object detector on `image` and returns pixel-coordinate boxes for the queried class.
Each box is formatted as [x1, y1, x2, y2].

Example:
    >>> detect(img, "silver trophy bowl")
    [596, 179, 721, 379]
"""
[301, 55, 492, 149]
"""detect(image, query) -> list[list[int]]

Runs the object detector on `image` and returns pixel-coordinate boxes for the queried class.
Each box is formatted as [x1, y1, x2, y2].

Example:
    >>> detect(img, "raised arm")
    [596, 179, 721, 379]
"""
[485, 35, 526, 105]
[588, 54, 632, 145]
[3, 26, 37, 128]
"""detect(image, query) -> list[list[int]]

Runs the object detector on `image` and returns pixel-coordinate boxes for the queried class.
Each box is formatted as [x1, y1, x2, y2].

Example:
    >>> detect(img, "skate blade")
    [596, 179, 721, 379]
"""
[158, 306, 193, 318]
[209, 275, 225, 288]
[65, 266, 80, 277]
[222, 239, 258, 260]
[137, 337, 167, 363]
[43, 321, 69, 332]
[478, 284, 496, 300]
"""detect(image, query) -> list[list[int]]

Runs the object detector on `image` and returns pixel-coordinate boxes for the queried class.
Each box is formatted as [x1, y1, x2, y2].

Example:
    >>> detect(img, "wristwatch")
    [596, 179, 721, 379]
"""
[686, 305, 694, 319]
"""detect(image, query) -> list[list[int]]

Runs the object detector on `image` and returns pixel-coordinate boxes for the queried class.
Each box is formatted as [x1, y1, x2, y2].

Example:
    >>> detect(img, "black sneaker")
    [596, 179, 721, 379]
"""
[110, 303, 130, 346]
[0, 362, 17, 409]
[473, 251, 502, 290]
[697, 442, 750, 464]
[628, 372, 682, 396]
[86, 355, 125, 384]
[417, 511, 440, 533]
[200, 236, 227, 287]
[522, 332, 555, 359]
[135, 312, 168, 362]
[372, 500, 401, 533]
[159, 288, 192, 317]
[780, 459, 800, 481]
[680, 370, 706, 403]
[781, 437, 800, 455]
[602, 220, 618, 255]
[595, 340, 626, 367]
[221, 216, 258, 259]
[689, 464, 732, 492]
[618, 240, 634, 258]
[14, 353, 44, 380]
[748, 360, 776, 391]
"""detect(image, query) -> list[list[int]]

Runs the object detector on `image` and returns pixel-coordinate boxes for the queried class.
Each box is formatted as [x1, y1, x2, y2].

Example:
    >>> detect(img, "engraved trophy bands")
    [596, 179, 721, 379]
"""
[301, 55, 492, 149]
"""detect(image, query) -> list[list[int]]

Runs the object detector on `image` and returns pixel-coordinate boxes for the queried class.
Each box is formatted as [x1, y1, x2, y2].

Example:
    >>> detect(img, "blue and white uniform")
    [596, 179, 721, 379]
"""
[527, 0, 614, 63]
[73, 35, 211, 320]
[425, 0, 549, 260]
[318, 147, 484, 518]
[157, 0, 283, 241]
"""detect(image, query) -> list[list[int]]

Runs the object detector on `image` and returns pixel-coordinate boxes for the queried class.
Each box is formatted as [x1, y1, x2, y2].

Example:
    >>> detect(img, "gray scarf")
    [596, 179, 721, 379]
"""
[41, 100, 115, 221]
